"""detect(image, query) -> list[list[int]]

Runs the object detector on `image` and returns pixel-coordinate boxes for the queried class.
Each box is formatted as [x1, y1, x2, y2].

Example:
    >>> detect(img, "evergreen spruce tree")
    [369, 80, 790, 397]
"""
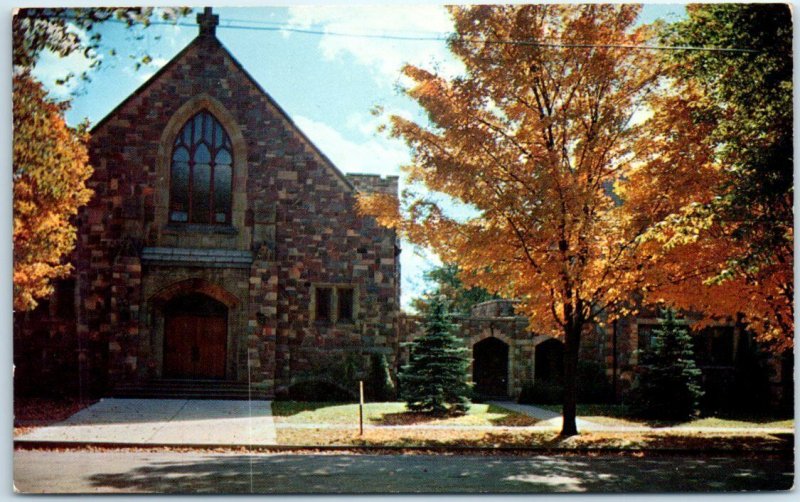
[399, 296, 471, 415]
[629, 309, 704, 420]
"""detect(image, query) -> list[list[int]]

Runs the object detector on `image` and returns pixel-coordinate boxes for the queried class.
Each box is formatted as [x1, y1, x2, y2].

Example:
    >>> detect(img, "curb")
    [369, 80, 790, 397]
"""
[13, 439, 794, 457]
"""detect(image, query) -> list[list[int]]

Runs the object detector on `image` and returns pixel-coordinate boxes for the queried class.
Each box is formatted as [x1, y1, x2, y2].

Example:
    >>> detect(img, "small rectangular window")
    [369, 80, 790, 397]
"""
[338, 288, 354, 323]
[315, 287, 332, 322]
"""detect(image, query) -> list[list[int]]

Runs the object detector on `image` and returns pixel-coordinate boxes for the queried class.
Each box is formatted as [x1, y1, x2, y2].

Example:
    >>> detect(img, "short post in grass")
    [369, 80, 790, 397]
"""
[359, 380, 364, 435]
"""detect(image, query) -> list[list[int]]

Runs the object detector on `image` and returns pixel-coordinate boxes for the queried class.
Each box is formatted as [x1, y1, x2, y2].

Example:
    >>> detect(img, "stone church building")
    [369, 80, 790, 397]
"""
[15, 9, 400, 399]
[14, 10, 790, 409]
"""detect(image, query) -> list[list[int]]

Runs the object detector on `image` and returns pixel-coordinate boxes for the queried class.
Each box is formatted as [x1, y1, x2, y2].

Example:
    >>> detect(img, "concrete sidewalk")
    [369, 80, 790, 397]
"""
[15, 398, 277, 445]
[489, 401, 796, 434]
[489, 401, 625, 431]
[15, 398, 794, 447]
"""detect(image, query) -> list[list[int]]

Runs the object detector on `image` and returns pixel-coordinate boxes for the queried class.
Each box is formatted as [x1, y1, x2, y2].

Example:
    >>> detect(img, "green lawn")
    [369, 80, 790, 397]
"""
[271, 401, 538, 427]
[538, 404, 794, 429]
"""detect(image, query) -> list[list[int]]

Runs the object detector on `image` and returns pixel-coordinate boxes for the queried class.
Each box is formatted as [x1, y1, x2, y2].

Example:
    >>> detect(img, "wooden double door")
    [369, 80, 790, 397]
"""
[163, 293, 228, 379]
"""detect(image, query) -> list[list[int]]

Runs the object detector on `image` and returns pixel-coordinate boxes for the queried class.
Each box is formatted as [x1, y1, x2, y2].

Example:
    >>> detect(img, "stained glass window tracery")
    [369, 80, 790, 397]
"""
[169, 111, 233, 225]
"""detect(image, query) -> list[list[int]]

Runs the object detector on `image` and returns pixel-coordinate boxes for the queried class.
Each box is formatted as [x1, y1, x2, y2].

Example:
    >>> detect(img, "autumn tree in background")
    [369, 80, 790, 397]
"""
[360, 4, 663, 436]
[621, 4, 793, 351]
[12, 8, 191, 311]
[411, 263, 496, 315]
[13, 73, 93, 311]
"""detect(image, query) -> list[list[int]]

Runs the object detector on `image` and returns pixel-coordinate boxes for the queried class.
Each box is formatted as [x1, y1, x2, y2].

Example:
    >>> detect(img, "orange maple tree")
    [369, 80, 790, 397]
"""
[621, 85, 793, 353]
[359, 4, 664, 436]
[620, 4, 793, 353]
[13, 72, 93, 311]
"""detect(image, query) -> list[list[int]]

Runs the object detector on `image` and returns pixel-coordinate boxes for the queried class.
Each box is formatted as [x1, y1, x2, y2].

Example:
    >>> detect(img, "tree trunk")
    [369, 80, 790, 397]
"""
[560, 322, 582, 437]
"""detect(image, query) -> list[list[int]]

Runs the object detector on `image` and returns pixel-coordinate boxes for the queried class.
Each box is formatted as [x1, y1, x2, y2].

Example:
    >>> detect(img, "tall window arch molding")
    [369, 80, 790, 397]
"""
[156, 94, 247, 233]
[170, 111, 233, 224]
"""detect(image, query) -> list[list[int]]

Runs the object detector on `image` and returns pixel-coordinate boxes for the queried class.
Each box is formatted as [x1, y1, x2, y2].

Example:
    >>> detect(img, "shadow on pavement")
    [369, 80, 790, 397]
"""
[84, 453, 795, 494]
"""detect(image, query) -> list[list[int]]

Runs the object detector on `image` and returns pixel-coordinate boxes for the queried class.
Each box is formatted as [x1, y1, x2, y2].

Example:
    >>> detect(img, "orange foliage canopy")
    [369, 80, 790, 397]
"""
[621, 85, 793, 352]
[360, 4, 663, 339]
[13, 72, 93, 311]
[361, 5, 793, 355]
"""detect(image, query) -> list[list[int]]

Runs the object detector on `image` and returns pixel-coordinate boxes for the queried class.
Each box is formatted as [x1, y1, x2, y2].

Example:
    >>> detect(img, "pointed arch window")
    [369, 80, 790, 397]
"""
[169, 111, 233, 225]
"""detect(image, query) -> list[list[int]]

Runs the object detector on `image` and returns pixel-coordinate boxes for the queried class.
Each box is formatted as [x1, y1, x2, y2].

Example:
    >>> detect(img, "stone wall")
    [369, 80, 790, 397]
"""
[398, 309, 532, 397]
[397, 301, 614, 399]
[346, 174, 399, 195]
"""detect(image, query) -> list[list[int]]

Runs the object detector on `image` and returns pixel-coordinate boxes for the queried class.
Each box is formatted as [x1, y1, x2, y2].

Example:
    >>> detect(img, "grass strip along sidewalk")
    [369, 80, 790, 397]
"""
[271, 401, 793, 453]
[536, 404, 795, 429]
[272, 427, 792, 453]
[14, 398, 793, 454]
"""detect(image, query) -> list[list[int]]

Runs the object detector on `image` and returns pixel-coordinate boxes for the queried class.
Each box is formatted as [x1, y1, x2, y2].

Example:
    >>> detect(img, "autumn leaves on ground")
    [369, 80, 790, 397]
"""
[269, 402, 792, 451]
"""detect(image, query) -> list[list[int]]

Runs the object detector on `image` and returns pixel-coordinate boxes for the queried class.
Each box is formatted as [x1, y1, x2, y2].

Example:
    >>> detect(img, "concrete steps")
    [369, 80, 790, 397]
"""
[111, 379, 271, 400]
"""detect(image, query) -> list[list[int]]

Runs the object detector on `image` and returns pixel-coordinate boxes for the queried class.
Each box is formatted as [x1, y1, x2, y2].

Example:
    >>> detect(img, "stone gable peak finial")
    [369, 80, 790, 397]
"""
[197, 6, 219, 38]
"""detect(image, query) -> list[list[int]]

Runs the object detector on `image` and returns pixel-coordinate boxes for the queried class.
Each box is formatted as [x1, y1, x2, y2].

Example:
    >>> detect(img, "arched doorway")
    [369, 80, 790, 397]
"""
[535, 338, 564, 383]
[473, 337, 509, 397]
[163, 293, 228, 379]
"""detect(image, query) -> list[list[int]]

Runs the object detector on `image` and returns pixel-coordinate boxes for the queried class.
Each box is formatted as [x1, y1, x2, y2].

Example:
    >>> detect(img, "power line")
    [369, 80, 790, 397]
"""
[101, 17, 761, 54]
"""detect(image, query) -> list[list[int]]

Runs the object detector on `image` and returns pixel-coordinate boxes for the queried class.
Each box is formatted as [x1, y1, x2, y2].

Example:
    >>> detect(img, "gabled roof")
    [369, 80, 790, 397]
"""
[91, 32, 355, 192]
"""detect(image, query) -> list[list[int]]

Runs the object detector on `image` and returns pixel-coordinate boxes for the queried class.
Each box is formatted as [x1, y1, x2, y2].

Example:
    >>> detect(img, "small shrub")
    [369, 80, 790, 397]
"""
[577, 360, 614, 403]
[367, 353, 396, 401]
[288, 350, 365, 401]
[287, 380, 356, 401]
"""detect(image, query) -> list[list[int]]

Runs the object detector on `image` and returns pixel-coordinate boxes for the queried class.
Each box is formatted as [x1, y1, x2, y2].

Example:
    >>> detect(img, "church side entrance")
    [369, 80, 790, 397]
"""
[473, 337, 509, 398]
[163, 293, 227, 379]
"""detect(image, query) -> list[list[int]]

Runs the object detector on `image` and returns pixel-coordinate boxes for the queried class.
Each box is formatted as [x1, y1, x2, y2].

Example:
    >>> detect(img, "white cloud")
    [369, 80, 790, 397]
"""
[400, 243, 441, 312]
[345, 111, 380, 137]
[294, 115, 409, 176]
[31, 48, 95, 98]
[286, 5, 464, 85]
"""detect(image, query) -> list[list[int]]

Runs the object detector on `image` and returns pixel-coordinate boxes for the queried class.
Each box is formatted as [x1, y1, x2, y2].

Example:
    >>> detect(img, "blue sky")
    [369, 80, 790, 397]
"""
[25, 2, 686, 311]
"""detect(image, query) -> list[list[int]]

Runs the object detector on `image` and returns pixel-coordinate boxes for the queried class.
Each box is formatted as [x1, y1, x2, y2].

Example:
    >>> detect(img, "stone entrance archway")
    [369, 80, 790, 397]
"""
[473, 337, 509, 397]
[145, 278, 241, 381]
[163, 293, 228, 379]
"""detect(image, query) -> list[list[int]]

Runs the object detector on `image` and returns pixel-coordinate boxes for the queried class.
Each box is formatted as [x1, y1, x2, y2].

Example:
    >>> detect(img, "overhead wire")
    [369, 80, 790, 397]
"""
[88, 16, 761, 54]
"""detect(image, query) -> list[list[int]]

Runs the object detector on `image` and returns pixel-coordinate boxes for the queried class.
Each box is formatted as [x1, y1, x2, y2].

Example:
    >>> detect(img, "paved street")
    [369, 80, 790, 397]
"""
[13, 449, 794, 494]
